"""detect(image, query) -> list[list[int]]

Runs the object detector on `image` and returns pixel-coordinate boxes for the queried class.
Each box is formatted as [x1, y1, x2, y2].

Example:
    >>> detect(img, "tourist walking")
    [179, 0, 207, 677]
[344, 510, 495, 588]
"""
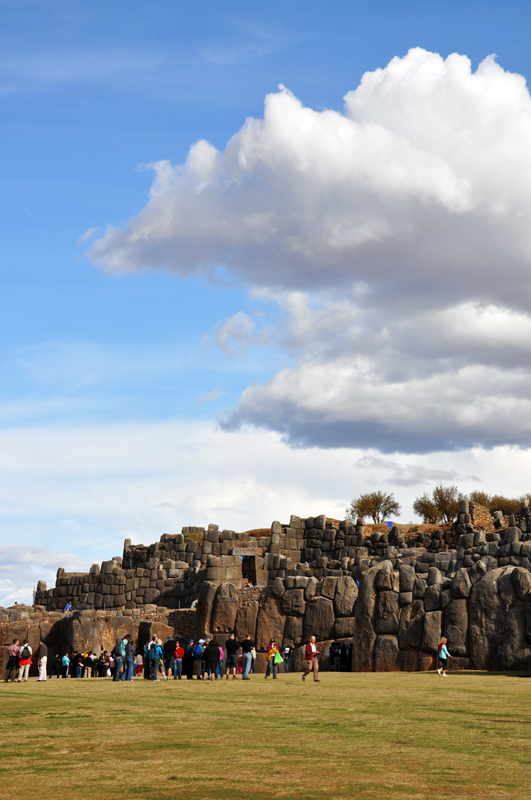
[17, 640, 33, 682]
[241, 634, 254, 680]
[302, 636, 320, 682]
[225, 633, 240, 680]
[437, 637, 452, 677]
[265, 638, 281, 679]
[35, 638, 48, 681]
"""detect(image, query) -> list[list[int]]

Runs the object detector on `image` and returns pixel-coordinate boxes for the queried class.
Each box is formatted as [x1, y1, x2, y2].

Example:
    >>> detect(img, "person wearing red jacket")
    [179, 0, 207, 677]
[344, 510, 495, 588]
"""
[302, 636, 320, 682]
[174, 641, 184, 680]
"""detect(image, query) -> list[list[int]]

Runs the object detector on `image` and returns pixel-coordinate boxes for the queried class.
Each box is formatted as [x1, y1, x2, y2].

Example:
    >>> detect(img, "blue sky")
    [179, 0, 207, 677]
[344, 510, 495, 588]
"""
[2, 0, 531, 604]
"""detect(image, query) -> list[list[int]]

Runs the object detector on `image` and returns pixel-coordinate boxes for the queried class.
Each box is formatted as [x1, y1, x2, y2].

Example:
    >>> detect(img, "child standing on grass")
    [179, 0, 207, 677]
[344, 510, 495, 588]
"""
[436, 637, 451, 677]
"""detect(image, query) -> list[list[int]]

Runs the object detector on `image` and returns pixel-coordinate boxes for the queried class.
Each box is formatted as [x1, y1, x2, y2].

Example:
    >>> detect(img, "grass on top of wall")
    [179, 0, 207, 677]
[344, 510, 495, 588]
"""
[1, 670, 530, 800]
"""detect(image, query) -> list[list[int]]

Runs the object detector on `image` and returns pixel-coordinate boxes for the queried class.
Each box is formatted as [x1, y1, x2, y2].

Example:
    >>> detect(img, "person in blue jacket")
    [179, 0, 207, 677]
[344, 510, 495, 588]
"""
[150, 638, 164, 681]
[437, 637, 451, 677]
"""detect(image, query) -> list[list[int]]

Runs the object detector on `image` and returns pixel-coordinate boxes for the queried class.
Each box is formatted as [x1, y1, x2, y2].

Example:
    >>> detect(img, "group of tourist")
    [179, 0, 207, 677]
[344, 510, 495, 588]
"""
[3, 634, 453, 682]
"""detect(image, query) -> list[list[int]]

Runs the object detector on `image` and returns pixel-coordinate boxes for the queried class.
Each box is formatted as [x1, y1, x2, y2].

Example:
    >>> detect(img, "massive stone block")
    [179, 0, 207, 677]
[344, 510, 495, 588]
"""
[234, 601, 259, 641]
[374, 635, 400, 671]
[211, 582, 239, 634]
[303, 596, 335, 642]
[284, 615, 303, 647]
[195, 581, 217, 637]
[399, 564, 416, 593]
[398, 600, 424, 650]
[332, 616, 355, 638]
[422, 611, 442, 653]
[469, 568, 508, 670]
[281, 589, 306, 616]
[256, 594, 286, 650]
[375, 591, 399, 635]
[334, 576, 358, 617]
[444, 599, 468, 656]
[352, 563, 381, 671]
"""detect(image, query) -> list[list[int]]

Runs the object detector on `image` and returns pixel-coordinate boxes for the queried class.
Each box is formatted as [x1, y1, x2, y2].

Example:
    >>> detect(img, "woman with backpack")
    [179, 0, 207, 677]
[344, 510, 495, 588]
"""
[149, 638, 164, 681]
[17, 640, 32, 682]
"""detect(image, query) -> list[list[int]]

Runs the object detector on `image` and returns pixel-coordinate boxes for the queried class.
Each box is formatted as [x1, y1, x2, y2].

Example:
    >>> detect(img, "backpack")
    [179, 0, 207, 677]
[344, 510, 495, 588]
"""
[20, 645, 31, 660]
[149, 645, 159, 662]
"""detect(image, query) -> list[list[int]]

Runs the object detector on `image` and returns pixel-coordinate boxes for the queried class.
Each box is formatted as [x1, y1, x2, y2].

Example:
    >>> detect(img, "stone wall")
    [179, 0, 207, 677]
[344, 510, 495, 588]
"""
[15, 499, 531, 672]
[0, 604, 193, 680]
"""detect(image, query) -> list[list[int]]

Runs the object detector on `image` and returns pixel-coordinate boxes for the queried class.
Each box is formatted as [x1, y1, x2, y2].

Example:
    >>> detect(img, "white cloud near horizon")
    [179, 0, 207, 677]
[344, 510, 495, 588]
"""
[90, 48, 531, 453]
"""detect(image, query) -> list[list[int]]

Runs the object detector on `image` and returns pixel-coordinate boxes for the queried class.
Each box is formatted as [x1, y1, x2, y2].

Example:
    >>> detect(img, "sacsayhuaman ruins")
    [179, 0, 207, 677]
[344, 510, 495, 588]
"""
[3, 498, 531, 676]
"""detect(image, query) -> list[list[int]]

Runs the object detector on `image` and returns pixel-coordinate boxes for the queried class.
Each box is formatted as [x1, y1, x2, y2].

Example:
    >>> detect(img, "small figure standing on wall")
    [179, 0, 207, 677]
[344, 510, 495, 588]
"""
[302, 636, 320, 683]
[64, 601, 73, 612]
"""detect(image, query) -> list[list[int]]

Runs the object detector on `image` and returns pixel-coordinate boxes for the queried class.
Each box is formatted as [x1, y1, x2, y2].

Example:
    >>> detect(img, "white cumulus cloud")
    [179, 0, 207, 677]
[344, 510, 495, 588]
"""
[89, 48, 531, 453]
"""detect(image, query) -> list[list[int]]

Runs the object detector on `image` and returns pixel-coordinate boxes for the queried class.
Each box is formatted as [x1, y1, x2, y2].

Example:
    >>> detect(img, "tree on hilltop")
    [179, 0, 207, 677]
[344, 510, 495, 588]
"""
[412, 494, 442, 524]
[413, 485, 463, 524]
[469, 490, 490, 508]
[345, 491, 401, 524]
[488, 494, 521, 517]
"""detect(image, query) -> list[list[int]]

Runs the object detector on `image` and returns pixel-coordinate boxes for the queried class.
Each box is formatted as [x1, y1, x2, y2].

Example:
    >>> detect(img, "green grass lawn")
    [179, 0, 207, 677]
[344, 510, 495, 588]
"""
[1, 671, 530, 800]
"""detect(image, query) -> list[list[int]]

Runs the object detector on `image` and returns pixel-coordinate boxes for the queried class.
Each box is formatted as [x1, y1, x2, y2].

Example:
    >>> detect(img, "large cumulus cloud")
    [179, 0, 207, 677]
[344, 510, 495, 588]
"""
[90, 48, 531, 453]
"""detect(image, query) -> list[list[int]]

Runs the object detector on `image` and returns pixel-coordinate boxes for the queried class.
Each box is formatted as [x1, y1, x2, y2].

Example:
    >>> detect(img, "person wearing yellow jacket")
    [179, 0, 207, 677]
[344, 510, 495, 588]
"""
[265, 638, 280, 679]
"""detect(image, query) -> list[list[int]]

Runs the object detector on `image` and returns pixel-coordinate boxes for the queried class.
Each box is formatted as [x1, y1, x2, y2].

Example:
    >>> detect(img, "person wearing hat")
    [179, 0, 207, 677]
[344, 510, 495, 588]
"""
[149, 638, 164, 681]
[185, 639, 195, 680]
[194, 639, 205, 679]
[174, 640, 184, 679]
[265, 638, 280, 679]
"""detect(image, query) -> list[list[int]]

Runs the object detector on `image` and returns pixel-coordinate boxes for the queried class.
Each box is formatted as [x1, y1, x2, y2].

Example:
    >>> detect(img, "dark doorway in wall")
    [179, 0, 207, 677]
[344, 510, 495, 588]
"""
[242, 556, 256, 584]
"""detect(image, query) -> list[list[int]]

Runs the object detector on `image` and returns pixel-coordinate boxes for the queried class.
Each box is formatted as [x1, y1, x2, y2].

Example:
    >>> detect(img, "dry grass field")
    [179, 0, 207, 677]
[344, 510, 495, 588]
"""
[1, 670, 530, 800]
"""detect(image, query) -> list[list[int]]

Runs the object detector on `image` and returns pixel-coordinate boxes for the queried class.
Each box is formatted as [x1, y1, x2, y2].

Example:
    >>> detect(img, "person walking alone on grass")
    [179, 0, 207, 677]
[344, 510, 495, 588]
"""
[5, 639, 20, 682]
[35, 638, 48, 681]
[436, 637, 451, 677]
[302, 636, 320, 682]
[225, 633, 239, 680]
